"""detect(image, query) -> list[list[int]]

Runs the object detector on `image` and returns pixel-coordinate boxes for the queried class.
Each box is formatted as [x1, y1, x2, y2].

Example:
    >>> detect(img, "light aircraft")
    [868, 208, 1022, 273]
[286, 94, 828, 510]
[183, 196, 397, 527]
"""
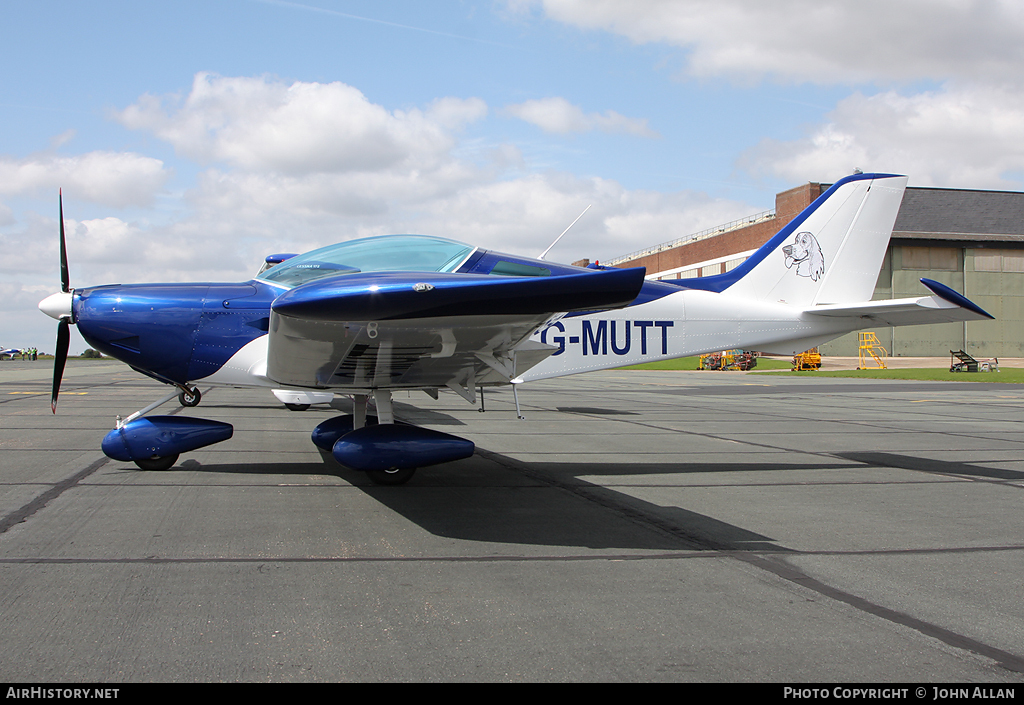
[39, 173, 992, 484]
[0, 347, 22, 360]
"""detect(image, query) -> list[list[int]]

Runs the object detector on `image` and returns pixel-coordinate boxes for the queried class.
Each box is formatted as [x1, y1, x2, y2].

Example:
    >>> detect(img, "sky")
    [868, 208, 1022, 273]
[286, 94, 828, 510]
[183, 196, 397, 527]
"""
[3, 0, 1024, 353]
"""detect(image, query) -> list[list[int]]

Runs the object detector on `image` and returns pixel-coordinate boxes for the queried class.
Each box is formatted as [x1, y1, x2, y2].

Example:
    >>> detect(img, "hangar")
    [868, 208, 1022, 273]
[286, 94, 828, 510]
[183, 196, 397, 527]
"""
[601, 181, 1024, 357]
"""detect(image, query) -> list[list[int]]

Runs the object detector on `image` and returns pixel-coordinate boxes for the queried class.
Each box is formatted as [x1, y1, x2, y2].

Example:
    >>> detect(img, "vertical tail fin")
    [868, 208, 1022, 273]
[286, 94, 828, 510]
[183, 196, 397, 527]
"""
[682, 173, 908, 306]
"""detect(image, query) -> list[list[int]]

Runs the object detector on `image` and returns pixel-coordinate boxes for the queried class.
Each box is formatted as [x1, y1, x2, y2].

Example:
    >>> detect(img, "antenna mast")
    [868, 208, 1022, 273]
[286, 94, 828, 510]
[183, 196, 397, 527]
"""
[539, 205, 592, 260]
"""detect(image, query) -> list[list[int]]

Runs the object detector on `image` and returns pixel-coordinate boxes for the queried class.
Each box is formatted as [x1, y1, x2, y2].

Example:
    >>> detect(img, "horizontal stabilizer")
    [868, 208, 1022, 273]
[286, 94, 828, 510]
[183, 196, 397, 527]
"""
[272, 268, 646, 322]
[805, 281, 993, 327]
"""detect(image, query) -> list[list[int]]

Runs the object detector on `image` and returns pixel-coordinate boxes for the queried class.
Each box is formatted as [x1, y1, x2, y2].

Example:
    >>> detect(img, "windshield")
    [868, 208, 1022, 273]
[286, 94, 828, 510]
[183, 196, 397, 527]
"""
[257, 234, 475, 288]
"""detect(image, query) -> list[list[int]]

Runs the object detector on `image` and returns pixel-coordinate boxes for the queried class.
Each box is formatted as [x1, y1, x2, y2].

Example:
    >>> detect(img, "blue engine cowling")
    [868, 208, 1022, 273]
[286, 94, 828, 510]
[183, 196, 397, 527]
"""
[329, 423, 474, 472]
[101, 416, 234, 462]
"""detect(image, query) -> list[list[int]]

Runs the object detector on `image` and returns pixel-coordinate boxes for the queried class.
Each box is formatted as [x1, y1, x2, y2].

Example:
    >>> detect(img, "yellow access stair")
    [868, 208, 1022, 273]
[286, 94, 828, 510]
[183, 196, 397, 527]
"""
[858, 332, 888, 369]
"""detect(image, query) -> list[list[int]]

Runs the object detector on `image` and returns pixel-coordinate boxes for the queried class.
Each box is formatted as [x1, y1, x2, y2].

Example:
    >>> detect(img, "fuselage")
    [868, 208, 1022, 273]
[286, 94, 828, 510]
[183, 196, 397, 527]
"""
[69, 231, 872, 391]
[67, 235, 671, 390]
[62, 193, 940, 393]
[39, 174, 995, 481]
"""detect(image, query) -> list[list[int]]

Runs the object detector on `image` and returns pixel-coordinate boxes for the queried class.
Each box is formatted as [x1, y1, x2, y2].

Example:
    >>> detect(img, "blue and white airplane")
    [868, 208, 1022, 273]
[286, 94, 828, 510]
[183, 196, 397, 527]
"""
[0, 347, 22, 360]
[39, 173, 992, 484]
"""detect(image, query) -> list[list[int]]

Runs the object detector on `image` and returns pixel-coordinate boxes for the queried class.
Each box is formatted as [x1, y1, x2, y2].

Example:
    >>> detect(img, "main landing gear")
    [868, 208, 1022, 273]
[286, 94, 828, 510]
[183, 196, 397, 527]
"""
[104, 386, 474, 485]
[312, 390, 475, 486]
[366, 467, 417, 486]
[134, 454, 179, 471]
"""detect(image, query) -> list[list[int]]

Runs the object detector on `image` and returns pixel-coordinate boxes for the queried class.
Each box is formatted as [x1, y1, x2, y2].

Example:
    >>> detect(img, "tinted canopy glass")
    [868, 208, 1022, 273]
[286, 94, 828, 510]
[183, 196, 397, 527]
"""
[257, 235, 475, 288]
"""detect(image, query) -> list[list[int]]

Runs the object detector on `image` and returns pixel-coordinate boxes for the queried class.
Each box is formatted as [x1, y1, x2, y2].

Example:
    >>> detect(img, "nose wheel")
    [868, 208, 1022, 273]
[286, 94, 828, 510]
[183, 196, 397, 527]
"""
[178, 387, 201, 407]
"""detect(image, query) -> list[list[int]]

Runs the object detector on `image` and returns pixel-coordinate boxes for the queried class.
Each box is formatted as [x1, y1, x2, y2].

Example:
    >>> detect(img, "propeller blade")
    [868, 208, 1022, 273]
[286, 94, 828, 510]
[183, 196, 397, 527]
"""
[59, 190, 70, 293]
[51, 318, 69, 414]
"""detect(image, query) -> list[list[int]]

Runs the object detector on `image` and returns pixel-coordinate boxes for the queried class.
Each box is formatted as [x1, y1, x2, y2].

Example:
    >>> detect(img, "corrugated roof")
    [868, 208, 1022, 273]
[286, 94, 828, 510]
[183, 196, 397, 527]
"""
[609, 182, 1024, 264]
[893, 187, 1024, 237]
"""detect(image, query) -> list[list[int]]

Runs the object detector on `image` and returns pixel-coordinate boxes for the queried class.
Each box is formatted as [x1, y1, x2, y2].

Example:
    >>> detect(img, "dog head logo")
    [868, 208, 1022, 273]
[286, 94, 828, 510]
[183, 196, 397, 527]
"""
[782, 231, 825, 282]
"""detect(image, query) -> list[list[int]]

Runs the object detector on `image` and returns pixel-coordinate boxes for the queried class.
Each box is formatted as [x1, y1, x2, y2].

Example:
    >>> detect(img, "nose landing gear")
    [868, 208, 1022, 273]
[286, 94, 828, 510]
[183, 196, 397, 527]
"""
[178, 386, 201, 407]
[102, 386, 231, 471]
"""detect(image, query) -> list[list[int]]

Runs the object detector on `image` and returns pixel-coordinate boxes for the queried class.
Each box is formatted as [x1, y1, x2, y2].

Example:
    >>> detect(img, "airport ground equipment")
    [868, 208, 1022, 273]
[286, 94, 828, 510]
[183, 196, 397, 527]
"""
[950, 349, 979, 372]
[792, 348, 821, 371]
[699, 350, 758, 371]
[949, 350, 1000, 372]
[857, 332, 888, 369]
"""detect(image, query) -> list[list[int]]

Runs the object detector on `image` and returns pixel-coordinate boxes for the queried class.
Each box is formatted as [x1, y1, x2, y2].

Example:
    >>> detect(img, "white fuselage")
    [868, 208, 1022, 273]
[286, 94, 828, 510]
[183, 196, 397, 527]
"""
[520, 290, 848, 382]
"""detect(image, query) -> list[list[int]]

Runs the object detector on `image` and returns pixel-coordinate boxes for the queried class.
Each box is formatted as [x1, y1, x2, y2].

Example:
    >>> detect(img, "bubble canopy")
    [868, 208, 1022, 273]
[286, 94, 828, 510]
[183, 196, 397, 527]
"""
[256, 234, 476, 289]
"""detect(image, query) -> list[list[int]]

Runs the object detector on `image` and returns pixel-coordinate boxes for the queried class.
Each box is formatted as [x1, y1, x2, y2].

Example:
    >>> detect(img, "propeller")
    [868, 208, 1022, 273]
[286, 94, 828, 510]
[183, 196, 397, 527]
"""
[39, 190, 74, 413]
[52, 318, 69, 414]
[59, 190, 70, 294]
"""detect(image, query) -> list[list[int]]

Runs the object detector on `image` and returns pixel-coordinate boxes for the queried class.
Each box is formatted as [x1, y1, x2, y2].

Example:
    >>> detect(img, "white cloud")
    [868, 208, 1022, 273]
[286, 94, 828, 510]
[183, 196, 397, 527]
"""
[164, 165, 750, 269]
[0, 72, 755, 290]
[0, 282, 52, 313]
[7, 70, 766, 350]
[408, 172, 753, 262]
[505, 97, 659, 137]
[426, 96, 489, 130]
[108, 73, 738, 264]
[116, 73, 488, 175]
[506, 2, 1024, 189]
[518, 0, 1024, 85]
[0, 152, 169, 208]
[739, 85, 1024, 188]
[0, 209, 253, 287]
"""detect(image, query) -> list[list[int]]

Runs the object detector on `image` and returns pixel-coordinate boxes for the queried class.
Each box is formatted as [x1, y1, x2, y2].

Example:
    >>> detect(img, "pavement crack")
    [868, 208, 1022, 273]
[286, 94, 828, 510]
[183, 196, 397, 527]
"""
[0, 457, 109, 535]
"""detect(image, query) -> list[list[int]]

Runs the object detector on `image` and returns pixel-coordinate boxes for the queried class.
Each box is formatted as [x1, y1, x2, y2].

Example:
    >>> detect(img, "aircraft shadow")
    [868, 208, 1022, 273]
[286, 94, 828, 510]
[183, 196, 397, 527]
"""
[555, 406, 640, 415]
[836, 451, 1024, 481]
[179, 435, 1019, 552]
[189, 450, 793, 553]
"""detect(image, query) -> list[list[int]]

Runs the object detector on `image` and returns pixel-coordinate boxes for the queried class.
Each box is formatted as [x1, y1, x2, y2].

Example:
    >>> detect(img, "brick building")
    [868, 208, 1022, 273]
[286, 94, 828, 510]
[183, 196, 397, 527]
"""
[600, 181, 1024, 357]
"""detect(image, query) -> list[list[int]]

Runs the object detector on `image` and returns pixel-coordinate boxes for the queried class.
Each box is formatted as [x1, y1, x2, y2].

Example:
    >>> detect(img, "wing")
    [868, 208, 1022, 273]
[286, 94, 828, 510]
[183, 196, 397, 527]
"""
[266, 268, 646, 393]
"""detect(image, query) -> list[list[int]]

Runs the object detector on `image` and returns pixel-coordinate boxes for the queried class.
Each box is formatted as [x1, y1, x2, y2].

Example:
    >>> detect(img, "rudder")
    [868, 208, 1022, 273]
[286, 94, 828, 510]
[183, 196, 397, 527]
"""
[680, 173, 908, 307]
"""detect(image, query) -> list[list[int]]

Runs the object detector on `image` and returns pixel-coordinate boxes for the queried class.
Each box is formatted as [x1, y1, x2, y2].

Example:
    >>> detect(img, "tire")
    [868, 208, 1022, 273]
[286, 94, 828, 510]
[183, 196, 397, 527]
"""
[366, 467, 416, 486]
[179, 387, 201, 407]
[135, 454, 179, 471]
[285, 403, 311, 411]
